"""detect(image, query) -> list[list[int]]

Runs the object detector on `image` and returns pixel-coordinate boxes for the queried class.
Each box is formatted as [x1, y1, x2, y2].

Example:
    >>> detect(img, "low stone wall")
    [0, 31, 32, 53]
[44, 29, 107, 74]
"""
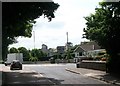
[77, 60, 106, 71]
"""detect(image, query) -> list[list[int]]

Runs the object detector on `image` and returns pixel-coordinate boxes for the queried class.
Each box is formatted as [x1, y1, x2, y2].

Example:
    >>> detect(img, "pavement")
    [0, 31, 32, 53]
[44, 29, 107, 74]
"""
[65, 67, 120, 86]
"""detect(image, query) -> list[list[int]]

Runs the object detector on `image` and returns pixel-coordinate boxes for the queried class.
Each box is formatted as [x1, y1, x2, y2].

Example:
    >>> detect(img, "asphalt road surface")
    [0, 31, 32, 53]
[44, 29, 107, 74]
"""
[24, 63, 114, 85]
[2, 63, 117, 86]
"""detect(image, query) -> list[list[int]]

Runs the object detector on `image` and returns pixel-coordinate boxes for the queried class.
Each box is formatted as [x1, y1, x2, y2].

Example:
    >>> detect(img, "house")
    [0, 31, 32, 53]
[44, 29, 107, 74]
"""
[48, 48, 56, 57]
[74, 41, 102, 59]
[41, 44, 49, 56]
[56, 46, 65, 54]
[74, 46, 85, 58]
[41, 44, 48, 52]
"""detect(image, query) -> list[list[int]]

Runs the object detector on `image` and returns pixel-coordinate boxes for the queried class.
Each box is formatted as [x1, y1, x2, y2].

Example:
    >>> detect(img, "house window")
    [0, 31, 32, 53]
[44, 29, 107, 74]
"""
[79, 52, 82, 56]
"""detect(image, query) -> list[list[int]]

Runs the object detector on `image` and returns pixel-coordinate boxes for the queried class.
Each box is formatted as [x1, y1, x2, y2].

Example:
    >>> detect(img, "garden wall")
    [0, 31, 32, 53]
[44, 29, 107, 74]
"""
[77, 60, 106, 71]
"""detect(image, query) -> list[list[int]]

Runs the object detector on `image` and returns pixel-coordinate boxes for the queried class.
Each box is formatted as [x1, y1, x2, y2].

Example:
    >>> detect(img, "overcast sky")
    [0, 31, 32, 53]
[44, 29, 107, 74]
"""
[9, 0, 102, 50]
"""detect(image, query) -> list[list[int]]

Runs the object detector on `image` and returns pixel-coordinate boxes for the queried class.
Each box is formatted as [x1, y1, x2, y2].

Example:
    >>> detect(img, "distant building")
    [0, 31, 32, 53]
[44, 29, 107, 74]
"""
[56, 46, 65, 54]
[42, 44, 48, 50]
[41, 44, 49, 56]
[48, 48, 56, 57]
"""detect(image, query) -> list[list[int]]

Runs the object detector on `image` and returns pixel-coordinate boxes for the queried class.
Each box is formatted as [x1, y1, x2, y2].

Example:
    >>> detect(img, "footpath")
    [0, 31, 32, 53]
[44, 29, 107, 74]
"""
[66, 67, 120, 86]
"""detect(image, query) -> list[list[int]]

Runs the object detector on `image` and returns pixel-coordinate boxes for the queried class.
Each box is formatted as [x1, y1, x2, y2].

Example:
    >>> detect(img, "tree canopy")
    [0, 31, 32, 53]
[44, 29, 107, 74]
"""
[83, 2, 120, 73]
[2, 2, 59, 59]
[9, 47, 19, 53]
[3, 2, 59, 38]
[18, 47, 31, 60]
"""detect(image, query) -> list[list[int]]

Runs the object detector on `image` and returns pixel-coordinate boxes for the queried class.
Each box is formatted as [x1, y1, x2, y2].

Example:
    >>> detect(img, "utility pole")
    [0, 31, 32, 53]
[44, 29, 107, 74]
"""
[33, 24, 36, 49]
[66, 32, 69, 61]
[66, 32, 68, 43]
[66, 32, 69, 51]
[33, 31, 35, 49]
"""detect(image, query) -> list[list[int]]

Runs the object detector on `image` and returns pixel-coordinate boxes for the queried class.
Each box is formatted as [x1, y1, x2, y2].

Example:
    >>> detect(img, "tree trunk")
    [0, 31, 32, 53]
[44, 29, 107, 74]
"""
[2, 35, 8, 61]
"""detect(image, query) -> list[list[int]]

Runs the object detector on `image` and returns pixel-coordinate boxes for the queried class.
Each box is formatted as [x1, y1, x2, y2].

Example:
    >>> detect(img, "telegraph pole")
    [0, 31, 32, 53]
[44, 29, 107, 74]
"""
[33, 24, 36, 49]
[66, 32, 68, 43]
[66, 32, 69, 51]
[33, 31, 35, 49]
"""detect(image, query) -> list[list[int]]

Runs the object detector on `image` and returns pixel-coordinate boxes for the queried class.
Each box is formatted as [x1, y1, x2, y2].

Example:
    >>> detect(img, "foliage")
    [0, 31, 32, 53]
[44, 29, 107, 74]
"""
[83, 2, 120, 73]
[66, 49, 73, 59]
[9, 47, 19, 53]
[30, 49, 48, 61]
[18, 47, 30, 61]
[61, 45, 78, 59]
[29, 53, 38, 62]
[8, 47, 50, 61]
[2, 2, 59, 60]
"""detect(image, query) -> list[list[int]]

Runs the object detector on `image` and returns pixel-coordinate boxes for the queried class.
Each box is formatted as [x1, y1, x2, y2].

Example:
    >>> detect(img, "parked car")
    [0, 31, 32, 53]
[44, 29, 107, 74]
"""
[10, 60, 22, 70]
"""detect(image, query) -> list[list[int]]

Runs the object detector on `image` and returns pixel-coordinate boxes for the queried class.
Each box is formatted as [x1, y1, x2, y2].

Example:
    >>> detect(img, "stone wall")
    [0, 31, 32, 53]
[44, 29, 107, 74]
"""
[77, 60, 106, 71]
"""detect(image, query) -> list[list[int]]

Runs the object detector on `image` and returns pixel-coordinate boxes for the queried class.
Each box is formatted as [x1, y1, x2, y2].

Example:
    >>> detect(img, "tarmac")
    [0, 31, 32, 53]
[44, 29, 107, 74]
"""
[65, 67, 120, 86]
[1, 65, 55, 85]
[1, 64, 120, 86]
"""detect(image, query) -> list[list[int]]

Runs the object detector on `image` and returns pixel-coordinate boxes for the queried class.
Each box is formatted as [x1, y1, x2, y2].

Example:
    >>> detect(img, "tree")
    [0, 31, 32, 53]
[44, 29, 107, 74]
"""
[30, 49, 47, 61]
[18, 47, 30, 61]
[9, 47, 19, 53]
[83, 2, 120, 73]
[29, 53, 38, 62]
[66, 49, 73, 60]
[2, 2, 59, 60]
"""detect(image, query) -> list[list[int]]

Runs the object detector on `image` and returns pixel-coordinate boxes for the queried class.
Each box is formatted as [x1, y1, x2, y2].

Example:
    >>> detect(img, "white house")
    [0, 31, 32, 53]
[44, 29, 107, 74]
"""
[74, 41, 103, 62]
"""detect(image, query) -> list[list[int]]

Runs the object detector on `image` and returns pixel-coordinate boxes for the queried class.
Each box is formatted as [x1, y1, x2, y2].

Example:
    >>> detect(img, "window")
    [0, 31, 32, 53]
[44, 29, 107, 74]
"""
[79, 52, 82, 56]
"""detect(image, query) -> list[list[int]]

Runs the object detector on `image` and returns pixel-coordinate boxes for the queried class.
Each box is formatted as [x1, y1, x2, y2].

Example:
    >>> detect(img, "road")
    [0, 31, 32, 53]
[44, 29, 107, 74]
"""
[24, 63, 112, 85]
[1, 63, 117, 85]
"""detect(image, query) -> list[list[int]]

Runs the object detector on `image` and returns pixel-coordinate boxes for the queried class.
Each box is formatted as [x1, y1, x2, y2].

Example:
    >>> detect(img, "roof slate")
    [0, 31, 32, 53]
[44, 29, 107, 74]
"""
[74, 41, 101, 52]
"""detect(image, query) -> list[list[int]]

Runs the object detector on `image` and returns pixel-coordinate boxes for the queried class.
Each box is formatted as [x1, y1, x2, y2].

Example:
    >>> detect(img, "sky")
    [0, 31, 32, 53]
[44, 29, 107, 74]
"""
[9, 0, 102, 50]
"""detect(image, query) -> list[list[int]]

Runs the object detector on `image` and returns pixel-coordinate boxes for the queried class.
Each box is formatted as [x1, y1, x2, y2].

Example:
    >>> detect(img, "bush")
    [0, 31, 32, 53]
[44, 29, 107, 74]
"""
[29, 56, 38, 62]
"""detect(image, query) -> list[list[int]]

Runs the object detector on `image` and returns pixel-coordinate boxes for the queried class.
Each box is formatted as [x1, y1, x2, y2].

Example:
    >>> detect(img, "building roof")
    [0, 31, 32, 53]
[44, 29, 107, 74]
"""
[74, 41, 101, 52]
[80, 41, 101, 51]
[74, 46, 84, 52]
[57, 46, 65, 49]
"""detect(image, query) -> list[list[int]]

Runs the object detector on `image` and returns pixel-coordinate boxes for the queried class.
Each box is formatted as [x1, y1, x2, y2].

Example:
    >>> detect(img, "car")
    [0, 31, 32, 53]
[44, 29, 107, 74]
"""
[10, 60, 22, 70]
